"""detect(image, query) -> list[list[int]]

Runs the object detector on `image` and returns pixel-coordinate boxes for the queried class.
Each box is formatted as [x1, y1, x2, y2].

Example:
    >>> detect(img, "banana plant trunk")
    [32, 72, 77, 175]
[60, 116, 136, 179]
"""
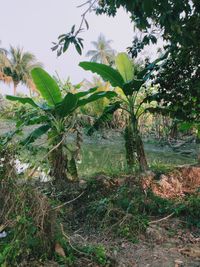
[49, 134, 68, 190]
[124, 123, 136, 169]
[132, 116, 148, 172]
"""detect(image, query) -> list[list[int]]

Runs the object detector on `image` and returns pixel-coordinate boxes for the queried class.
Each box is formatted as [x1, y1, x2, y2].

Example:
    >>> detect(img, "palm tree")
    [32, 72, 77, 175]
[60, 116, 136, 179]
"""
[0, 46, 41, 95]
[86, 34, 115, 65]
[0, 40, 7, 55]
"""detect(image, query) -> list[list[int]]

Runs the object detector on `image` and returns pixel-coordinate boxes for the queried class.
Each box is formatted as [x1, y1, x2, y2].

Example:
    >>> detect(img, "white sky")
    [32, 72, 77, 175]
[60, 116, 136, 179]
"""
[0, 0, 161, 95]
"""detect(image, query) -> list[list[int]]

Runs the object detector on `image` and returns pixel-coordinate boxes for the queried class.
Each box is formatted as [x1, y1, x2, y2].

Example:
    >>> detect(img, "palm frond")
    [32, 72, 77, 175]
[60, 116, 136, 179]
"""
[86, 34, 115, 65]
[0, 45, 42, 95]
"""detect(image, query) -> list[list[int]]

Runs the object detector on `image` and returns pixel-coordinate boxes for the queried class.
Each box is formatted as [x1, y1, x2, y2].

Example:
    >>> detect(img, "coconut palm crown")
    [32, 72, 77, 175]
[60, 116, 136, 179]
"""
[0, 46, 42, 95]
[0, 40, 7, 55]
[86, 34, 115, 65]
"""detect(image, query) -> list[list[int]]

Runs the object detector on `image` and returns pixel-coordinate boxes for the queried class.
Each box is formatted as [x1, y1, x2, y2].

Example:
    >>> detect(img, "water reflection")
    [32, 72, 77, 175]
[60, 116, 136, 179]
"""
[78, 141, 197, 176]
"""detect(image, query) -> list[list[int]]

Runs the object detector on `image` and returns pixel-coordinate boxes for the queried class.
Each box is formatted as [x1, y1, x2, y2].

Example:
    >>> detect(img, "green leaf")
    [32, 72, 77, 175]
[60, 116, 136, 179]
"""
[16, 114, 49, 128]
[56, 93, 78, 117]
[24, 115, 49, 126]
[137, 55, 167, 80]
[71, 25, 75, 34]
[77, 91, 117, 107]
[143, 0, 153, 15]
[123, 79, 144, 95]
[79, 62, 124, 88]
[20, 125, 50, 146]
[179, 122, 193, 132]
[75, 42, 82, 55]
[88, 101, 120, 135]
[6, 95, 39, 108]
[143, 93, 160, 103]
[115, 53, 134, 83]
[75, 87, 98, 98]
[31, 68, 62, 106]
[63, 39, 70, 52]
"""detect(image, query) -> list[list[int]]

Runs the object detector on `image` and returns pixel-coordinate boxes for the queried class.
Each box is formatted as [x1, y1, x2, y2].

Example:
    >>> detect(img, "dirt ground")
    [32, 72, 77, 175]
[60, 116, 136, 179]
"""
[6, 165, 200, 267]
[141, 166, 200, 199]
[72, 166, 200, 267]
[73, 217, 199, 267]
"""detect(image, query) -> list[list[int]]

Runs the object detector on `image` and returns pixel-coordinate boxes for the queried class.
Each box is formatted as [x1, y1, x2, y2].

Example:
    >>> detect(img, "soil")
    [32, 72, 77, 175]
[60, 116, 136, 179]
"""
[72, 166, 200, 267]
[62, 216, 199, 267]
[141, 166, 200, 199]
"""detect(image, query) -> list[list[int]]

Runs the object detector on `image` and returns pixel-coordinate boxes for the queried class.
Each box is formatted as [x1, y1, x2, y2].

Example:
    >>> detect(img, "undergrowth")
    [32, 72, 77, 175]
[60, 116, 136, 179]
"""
[68, 177, 200, 242]
[0, 147, 199, 266]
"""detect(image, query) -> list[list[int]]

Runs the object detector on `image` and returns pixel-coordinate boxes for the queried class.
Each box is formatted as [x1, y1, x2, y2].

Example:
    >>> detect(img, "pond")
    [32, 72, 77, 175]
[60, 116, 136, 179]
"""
[78, 131, 197, 176]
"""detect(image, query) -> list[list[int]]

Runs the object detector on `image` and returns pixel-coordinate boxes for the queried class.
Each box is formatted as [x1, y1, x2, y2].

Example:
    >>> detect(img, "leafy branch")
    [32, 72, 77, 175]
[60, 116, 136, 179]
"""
[52, 0, 98, 56]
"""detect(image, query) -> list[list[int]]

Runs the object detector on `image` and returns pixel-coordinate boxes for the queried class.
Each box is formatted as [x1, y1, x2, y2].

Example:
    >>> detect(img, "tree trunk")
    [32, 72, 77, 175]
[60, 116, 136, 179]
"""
[135, 130, 148, 172]
[197, 129, 200, 164]
[13, 82, 18, 96]
[132, 116, 148, 172]
[124, 124, 136, 169]
[169, 120, 178, 140]
[197, 151, 200, 165]
[50, 144, 67, 180]
[48, 132, 70, 191]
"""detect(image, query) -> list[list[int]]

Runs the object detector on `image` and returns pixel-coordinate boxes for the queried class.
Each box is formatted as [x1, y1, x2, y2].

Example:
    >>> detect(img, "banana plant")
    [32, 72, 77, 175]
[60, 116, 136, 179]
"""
[80, 53, 164, 171]
[6, 67, 116, 186]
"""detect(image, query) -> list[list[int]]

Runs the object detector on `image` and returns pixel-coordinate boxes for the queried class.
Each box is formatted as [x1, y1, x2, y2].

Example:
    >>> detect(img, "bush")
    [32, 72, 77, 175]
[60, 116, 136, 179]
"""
[174, 194, 200, 228]
[0, 173, 57, 266]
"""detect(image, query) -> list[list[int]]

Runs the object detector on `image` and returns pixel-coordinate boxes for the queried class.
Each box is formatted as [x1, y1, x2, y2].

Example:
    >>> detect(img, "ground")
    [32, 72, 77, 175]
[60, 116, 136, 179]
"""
[66, 166, 200, 267]
[76, 219, 200, 267]
[38, 217, 200, 267]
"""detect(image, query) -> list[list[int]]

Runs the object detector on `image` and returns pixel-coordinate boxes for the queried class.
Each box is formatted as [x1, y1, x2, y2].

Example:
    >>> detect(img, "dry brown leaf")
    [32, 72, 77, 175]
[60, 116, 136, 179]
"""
[179, 247, 200, 258]
[142, 166, 200, 199]
[55, 242, 66, 258]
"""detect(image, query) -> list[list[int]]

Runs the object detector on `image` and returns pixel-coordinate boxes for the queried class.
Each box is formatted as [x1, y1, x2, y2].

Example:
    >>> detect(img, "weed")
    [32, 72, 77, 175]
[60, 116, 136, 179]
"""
[173, 194, 200, 228]
[82, 244, 109, 266]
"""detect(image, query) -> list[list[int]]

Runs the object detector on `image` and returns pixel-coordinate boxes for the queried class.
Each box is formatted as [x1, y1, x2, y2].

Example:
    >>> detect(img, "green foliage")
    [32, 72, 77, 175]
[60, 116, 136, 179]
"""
[20, 125, 51, 146]
[6, 95, 39, 108]
[173, 194, 200, 228]
[87, 101, 121, 135]
[77, 90, 116, 107]
[115, 52, 134, 82]
[0, 176, 55, 266]
[56, 92, 78, 117]
[79, 61, 124, 88]
[31, 68, 62, 106]
[52, 0, 199, 129]
[150, 161, 175, 175]
[52, 25, 84, 56]
[6, 67, 115, 145]
[81, 245, 109, 266]
[96, 0, 199, 57]
[150, 52, 200, 123]
[71, 177, 200, 244]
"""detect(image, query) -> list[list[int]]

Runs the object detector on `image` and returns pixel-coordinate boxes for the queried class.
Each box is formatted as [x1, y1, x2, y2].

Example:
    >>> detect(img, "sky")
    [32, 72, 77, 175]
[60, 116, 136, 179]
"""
[0, 0, 161, 95]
